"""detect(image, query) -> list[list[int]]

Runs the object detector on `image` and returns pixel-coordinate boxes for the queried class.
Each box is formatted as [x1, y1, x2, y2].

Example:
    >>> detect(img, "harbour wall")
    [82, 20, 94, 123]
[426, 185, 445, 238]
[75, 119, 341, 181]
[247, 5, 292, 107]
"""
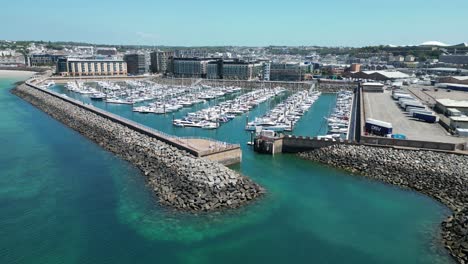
[317, 79, 357, 92]
[256, 134, 464, 155]
[151, 77, 356, 92]
[202, 79, 313, 91]
[40, 75, 356, 92]
[49, 75, 150, 83]
[360, 135, 458, 151]
[299, 144, 468, 264]
[202, 148, 242, 166]
[254, 135, 354, 154]
[12, 83, 264, 212]
[282, 135, 353, 153]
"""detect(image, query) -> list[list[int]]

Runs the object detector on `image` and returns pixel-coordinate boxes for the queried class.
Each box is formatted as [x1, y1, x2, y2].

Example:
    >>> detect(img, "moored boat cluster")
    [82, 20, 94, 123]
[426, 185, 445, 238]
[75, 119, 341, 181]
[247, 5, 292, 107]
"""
[64, 80, 243, 111]
[245, 89, 321, 132]
[320, 90, 353, 139]
[173, 87, 286, 129]
[133, 85, 242, 114]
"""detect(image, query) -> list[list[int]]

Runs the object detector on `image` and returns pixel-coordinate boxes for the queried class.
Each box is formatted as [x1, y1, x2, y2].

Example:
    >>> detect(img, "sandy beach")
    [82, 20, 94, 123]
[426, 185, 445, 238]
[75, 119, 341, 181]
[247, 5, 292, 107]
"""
[0, 70, 37, 78]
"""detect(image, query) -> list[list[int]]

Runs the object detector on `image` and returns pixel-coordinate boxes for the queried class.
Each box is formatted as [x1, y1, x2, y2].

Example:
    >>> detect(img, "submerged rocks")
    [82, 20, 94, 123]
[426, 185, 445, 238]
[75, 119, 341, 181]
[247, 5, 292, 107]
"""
[12, 84, 264, 212]
[443, 208, 468, 262]
[299, 144, 468, 264]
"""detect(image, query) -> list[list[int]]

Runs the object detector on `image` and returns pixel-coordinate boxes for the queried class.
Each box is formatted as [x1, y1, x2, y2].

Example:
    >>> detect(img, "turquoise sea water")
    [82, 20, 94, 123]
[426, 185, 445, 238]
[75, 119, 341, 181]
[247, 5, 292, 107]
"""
[0, 77, 454, 264]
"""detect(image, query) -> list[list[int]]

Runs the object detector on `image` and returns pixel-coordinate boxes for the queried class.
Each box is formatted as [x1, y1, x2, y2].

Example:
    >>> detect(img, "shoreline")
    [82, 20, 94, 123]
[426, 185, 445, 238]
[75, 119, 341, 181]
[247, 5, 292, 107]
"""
[0, 70, 37, 79]
[299, 144, 468, 264]
[11, 82, 265, 212]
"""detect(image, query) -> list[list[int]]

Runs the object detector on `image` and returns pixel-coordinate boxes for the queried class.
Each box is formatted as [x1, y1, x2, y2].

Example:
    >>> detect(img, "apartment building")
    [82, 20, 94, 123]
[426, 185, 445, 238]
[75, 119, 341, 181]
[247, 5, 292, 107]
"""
[56, 57, 127, 76]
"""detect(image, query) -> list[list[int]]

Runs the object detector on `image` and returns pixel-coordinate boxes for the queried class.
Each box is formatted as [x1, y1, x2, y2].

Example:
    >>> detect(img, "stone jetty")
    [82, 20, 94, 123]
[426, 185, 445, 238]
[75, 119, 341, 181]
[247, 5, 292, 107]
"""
[12, 84, 264, 212]
[299, 144, 468, 264]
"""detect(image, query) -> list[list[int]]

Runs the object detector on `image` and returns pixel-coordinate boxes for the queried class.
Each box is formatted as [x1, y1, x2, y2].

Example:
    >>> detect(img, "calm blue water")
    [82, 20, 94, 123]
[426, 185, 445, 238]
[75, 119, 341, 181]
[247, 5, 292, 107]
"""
[0, 77, 454, 264]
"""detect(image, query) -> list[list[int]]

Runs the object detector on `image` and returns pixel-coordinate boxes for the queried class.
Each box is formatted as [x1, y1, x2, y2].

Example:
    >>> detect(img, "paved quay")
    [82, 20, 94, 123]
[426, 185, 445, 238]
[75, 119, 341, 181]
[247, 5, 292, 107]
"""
[363, 90, 465, 144]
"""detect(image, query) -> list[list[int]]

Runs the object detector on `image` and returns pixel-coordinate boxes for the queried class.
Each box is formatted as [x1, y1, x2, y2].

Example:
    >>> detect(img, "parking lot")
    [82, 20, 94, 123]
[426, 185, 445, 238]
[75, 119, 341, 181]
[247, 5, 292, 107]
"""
[363, 90, 465, 143]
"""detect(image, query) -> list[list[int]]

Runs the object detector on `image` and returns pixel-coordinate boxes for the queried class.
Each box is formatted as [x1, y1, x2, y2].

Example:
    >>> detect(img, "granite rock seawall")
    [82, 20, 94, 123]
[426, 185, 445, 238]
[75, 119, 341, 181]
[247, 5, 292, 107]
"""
[12, 84, 264, 212]
[299, 145, 468, 263]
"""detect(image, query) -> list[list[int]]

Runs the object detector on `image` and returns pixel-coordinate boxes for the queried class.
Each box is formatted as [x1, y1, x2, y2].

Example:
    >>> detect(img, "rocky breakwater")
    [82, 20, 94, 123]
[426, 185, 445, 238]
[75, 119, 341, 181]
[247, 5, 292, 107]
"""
[12, 84, 264, 211]
[299, 144, 468, 264]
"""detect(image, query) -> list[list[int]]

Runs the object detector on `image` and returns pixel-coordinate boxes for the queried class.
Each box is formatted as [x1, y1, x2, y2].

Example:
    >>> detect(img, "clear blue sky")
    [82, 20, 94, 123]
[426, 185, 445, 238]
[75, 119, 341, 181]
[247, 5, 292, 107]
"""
[2, 0, 467, 47]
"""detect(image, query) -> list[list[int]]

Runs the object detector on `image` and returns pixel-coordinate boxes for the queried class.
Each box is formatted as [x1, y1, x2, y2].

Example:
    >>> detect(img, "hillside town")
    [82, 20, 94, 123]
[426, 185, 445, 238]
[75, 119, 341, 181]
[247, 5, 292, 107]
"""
[1, 40, 468, 84]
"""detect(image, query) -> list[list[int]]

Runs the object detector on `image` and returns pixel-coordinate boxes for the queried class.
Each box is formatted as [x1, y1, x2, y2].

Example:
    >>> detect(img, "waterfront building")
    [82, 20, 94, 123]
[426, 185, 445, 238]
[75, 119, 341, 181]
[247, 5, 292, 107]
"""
[150, 51, 175, 74]
[222, 60, 263, 80]
[270, 62, 311, 81]
[27, 53, 63, 66]
[56, 57, 127, 76]
[205, 59, 265, 80]
[439, 55, 468, 65]
[124, 54, 147, 75]
[172, 58, 214, 78]
[206, 61, 221, 79]
[262, 61, 271, 81]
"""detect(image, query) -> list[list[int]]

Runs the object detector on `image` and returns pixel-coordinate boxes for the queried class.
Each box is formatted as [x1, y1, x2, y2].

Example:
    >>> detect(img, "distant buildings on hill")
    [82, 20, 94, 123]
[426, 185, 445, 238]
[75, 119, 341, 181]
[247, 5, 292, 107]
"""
[3, 41, 464, 80]
[0, 49, 25, 65]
